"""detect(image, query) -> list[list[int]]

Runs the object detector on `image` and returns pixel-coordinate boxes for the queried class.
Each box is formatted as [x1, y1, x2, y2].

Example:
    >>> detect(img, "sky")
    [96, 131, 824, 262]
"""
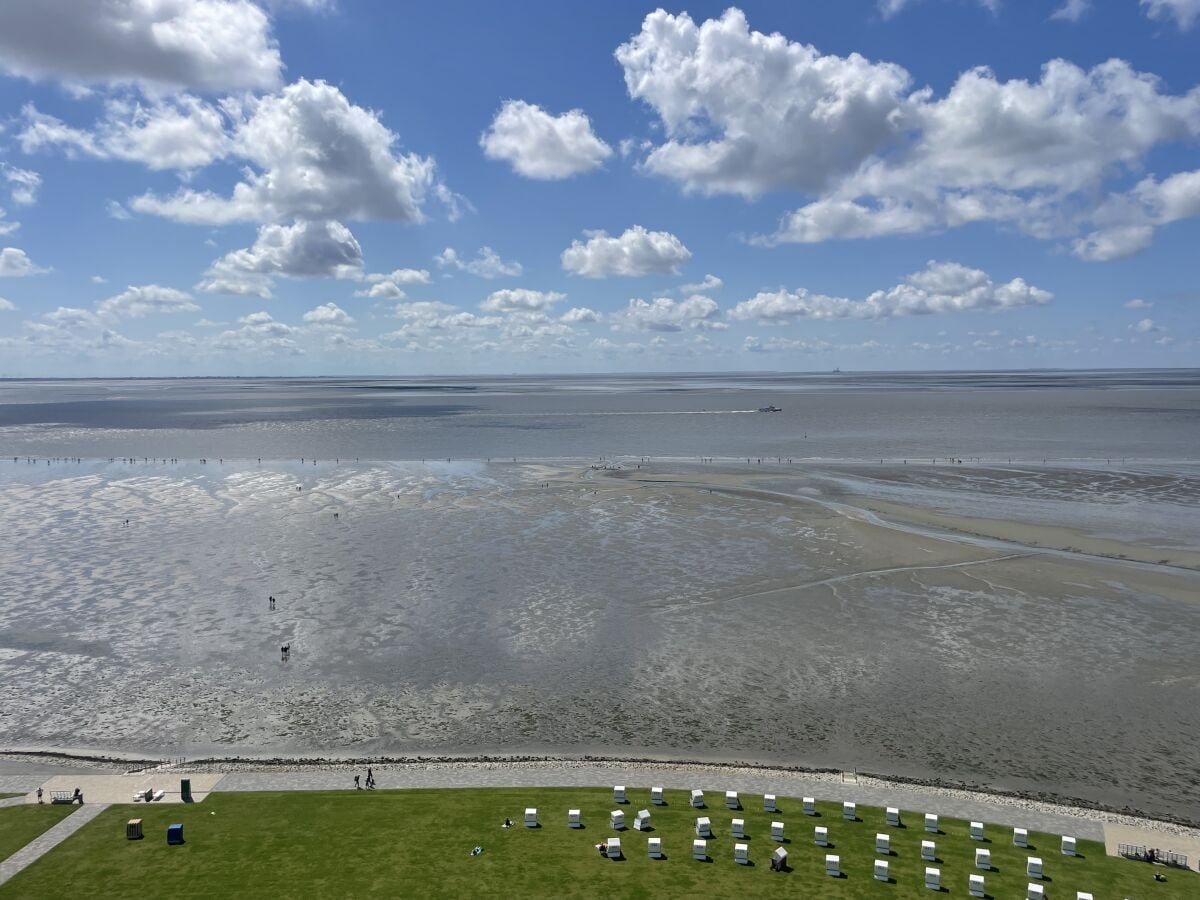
[0, 0, 1197, 376]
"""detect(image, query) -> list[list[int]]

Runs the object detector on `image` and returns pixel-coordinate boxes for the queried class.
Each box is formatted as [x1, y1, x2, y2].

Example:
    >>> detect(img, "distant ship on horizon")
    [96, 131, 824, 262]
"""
[757, 404, 782, 413]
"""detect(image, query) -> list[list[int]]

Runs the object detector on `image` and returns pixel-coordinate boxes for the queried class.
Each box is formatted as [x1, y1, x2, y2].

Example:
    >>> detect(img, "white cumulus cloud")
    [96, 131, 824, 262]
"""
[561, 226, 691, 278]
[130, 79, 446, 225]
[479, 289, 566, 313]
[96, 284, 199, 319]
[1142, 0, 1200, 30]
[3, 166, 41, 206]
[21, 97, 232, 171]
[481, 100, 612, 179]
[302, 302, 354, 326]
[436, 246, 522, 279]
[731, 261, 1052, 322]
[617, 295, 723, 332]
[0, 247, 49, 277]
[616, 8, 912, 197]
[0, 0, 283, 92]
[198, 220, 363, 297]
[0, 297, 15, 311]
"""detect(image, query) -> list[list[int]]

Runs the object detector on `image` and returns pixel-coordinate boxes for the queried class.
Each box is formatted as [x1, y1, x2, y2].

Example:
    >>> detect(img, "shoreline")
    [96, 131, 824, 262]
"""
[5, 748, 1200, 837]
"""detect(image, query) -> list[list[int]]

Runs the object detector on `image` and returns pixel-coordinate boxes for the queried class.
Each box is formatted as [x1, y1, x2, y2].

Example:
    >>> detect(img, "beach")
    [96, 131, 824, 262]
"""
[2, 455, 1198, 822]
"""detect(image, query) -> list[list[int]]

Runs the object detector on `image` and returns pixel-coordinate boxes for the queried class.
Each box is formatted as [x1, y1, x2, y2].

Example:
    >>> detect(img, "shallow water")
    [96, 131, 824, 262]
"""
[1, 455, 1198, 821]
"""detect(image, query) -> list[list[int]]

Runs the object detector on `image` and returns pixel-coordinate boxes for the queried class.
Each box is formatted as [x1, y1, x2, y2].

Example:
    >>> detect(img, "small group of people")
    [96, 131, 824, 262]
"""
[353, 768, 376, 790]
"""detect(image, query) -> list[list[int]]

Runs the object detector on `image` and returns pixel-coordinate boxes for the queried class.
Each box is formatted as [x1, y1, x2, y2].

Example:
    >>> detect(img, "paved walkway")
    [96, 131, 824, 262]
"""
[0, 798, 26, 810]
[216, 762, 1109, 841]
[0, 803, 109, 888]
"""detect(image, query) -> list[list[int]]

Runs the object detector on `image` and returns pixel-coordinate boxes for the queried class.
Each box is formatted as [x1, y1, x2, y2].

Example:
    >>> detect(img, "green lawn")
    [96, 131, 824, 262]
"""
[1, 788, 1194, 898]
[0, 804, 78, 864]
[0, 795, 24, 800]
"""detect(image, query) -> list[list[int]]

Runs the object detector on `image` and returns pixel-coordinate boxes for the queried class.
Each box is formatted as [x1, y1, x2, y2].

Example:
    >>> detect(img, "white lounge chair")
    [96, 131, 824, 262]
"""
[606, 836, 621, 859]
[925, 813, 938, 833]
[731, 818, 745, 838]
[648, 837, 662, 858]
[567, 809, 581, 828]
[764, 793, 777, 812]
[969, 873, 986, 897]
[876, 833, 890, 854]
[692, 839, 707, 861]
[650, 786, 664, 805]
[843, 801, 856, 820]
[695, 816, 711, 837]
[825, 854, 840, 877]
[1014, 826, 1029, 847]
[609, 809, 625, 830]
[690, 789, 704, 808]
[976, 848, 991, 870]
[886, 806, 900, 827]
[875, 859, 889, 881]
[613, 785, 626, 804]
[921, 839, 936, 861]
[925, 867, 941, 890]
[724, 790, 739, 809]
[802, 796, 816, 815]
[524, 808, 537, 828]
[734, 843, 749, 865]
[815, 825, 828, 846]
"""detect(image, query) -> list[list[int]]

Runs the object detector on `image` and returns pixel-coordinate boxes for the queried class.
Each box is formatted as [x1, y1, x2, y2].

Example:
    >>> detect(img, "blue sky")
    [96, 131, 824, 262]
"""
[0, 0, 1197, 376]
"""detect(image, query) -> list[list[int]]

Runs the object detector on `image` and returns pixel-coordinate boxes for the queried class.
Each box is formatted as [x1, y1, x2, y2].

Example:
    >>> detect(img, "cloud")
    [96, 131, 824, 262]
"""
[0, 247, 49, 277]
[744, 335, 885, 353]
[617, 9, 912, 197]
[617, 295, 723, 332]
[679, 274, 723, 294]
[1074, 168, 1200, 259]
[1130, 317, 1162, 333]
[1050, 0, 1091, 21]
[1142, 0, 1200, 30]
[0, 297, 15, 311]
[481, 100, 612, 179]
[616, 9, 1200, 259]
[302, 302, 354, 326]
[96, 285, 199, 319]
[560, 306, 598, 324]
[106, 200, 132, 221]
[0, 209, 16, 237]
[91, 275, 109, 285]
[0, 0, 283, 92]
[436, 246, 522, 278]
[198, 219, 363, 297]
[3, 166, 41, 205]
[479, 289, 566, 313]
[1124, 298, 1153, 309]
[878, 0, 1000, 19]
[21, 97, 231, 171]
[352, 267, 430, 299]
[561, 226, 691, 278]
[731, 261, 1052, 322]
[130, 79, 446, 225]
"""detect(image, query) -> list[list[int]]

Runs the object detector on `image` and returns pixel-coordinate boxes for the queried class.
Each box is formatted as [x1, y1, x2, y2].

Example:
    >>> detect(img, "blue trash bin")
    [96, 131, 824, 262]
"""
[167, 823, 184, 845]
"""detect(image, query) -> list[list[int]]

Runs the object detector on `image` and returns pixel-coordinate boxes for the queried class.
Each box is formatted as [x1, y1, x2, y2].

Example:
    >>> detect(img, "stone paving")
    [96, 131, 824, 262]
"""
[215, 762, 1109, 841]
[20, 773, 225, 806]
[0, 803, 109, 888]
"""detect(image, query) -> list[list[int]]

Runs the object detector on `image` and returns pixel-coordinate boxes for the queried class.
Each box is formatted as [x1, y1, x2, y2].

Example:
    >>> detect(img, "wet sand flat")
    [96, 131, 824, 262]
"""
[1, 459, 1198, 822]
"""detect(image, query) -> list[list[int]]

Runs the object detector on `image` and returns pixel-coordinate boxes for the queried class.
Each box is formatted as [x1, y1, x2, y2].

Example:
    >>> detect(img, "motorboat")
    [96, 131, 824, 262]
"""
[757, 405, 782, 413]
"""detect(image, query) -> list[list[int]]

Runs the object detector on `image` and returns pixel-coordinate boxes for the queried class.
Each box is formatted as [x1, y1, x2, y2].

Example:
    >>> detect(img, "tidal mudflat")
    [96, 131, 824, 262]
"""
[1, 458, 1198, 822]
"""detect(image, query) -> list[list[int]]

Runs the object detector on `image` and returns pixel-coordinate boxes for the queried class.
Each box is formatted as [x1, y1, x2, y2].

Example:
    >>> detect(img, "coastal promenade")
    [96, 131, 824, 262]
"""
[4, 758, 1200, 877]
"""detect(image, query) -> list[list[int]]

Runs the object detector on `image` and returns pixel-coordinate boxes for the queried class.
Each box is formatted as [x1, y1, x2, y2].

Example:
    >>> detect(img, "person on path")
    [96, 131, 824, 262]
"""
[354, 774, 361, 790]
[36, 786, 43, 804]
[366, 767, 375, 789]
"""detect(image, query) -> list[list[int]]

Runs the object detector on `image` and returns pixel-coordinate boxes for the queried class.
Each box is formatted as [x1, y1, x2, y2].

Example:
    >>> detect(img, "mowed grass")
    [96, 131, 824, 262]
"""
[0, 804, 78, 863]
[2, 787, 1196, 898]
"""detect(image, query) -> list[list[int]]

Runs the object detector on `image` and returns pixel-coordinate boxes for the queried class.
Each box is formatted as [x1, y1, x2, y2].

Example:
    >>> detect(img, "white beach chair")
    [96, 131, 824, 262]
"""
[876, 833, 890, 854]
[925, 866, 941, 890]
[690, 789, 704, 808]
[568, 809, 581, 828]
[734, 842, 749, 865]
[925, 812, 938, 833]
[763, 793, 777, 812]
[969, 873, 986, 897]
[921, 839, 936, 861]
[886, 806, 900, 827]
[633, 809, 650, 831]
[524, 807, 537, 828]
[825, 854, 840, 877]
[613, 785, 626, 804]
[772, 846, 787, 868]
[875, 859, 889, 881]
[647, 836, 662, 858]
[1062, 835, 1077, 855]
[815, 825, 828, 846]
[692, 839, 707, 861]
[609, 809, 625, 830]
[843, 800, 856, 820]
[1027, 856, 1044, 879]
[976, 848, 991, 869]
[771, 820, 785, 842]
[1027, 884, 1045, 899]
[695, 816, 711, 837]
[970, 821, 984, 840]
[725, 790, 739, 809]
[1014, 826, 1029, 847]
[650, 786, 664, 805]
[802, 796, 816, 815]
[731, 818, 744, 838]
[606, 836, 621, 859]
